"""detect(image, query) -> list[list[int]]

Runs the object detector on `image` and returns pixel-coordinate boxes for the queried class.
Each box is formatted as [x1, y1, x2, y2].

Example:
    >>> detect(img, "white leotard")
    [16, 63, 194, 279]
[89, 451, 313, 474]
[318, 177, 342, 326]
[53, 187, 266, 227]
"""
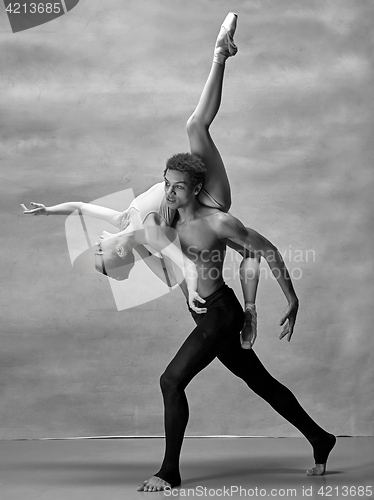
[118, 182, 176, 230]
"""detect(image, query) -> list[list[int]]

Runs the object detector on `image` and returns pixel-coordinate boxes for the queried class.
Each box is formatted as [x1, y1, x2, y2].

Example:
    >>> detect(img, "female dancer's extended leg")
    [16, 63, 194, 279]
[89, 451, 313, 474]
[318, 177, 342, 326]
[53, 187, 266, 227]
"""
[187, 45, 232, 211]
[186, 14, 259, 348]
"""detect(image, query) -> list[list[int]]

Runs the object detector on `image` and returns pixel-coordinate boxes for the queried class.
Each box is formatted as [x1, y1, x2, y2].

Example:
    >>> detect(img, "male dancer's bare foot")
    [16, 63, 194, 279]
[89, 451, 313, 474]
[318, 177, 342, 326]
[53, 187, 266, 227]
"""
[306, 433, 336, 476]
[241, 303, 257, 349]
[137, 475, 171, 492]
[138, 468, 181, 492]
[306, 464, 327, 476]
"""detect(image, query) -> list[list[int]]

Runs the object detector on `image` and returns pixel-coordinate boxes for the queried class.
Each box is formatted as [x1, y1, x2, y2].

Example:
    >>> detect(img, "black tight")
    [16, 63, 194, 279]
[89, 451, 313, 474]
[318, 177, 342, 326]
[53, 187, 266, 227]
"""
[155, 285, 332, 487]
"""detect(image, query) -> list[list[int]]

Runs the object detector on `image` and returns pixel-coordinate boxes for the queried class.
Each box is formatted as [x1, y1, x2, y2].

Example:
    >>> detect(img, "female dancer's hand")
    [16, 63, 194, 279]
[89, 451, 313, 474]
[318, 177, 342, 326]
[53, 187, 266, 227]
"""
[188, 290, 207, 314]
[117, 210, 130, 231]
[279, 300, 299, 342]
[21, 202, 48, 216]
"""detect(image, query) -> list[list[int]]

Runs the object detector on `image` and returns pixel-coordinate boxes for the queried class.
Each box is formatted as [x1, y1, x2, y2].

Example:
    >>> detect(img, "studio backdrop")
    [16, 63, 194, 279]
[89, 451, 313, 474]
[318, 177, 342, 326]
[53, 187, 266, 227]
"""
[1, 0, 373, 439]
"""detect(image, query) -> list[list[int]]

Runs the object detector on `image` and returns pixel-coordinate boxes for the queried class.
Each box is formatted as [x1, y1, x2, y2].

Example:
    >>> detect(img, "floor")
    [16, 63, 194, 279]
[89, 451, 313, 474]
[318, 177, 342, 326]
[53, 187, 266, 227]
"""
[0, 437, 372, 500]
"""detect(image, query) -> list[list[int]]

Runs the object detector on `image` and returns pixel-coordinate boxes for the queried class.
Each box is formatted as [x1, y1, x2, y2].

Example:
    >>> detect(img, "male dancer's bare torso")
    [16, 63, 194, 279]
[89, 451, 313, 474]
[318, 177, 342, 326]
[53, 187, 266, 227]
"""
[171, 206, 227, 298]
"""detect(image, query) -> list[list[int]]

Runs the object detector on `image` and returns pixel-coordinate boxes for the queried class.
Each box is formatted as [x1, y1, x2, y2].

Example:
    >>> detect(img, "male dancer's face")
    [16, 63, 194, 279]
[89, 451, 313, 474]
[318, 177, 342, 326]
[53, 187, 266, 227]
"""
[164, 169, 198, 210]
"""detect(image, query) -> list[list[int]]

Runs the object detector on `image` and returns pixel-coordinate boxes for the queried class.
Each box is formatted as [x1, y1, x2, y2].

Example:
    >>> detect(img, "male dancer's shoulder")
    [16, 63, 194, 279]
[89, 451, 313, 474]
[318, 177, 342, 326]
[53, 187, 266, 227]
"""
[208, 211, 248, 242]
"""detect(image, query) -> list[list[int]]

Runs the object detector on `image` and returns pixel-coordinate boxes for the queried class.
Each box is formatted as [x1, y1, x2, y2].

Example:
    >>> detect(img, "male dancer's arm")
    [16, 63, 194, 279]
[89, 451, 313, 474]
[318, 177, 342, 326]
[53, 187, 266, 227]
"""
[134, 227, 206, 314]
[98, 212, 206, 313]
[226, 240, 260, 347]
[133, 244, 176, 286]
[215, 213, 299, 341]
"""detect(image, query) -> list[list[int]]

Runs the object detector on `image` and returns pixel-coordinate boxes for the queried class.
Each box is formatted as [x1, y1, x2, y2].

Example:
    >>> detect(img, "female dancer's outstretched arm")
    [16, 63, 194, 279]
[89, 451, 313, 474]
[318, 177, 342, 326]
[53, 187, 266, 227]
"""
[21, 201, 122, 227]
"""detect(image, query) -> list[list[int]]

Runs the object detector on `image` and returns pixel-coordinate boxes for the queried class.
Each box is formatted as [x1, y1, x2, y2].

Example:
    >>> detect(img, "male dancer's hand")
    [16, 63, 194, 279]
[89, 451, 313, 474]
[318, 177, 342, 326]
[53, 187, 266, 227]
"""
[279, 300, 299, 341]
[188, 290, 207, 315]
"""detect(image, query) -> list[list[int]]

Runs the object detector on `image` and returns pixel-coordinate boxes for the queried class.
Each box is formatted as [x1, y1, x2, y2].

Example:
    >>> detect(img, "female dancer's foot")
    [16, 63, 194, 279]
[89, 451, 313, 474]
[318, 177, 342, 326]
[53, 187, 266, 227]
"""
[306, 433, 336, 476]
[214, 12, 238, 65]
[241, 303, 257, 349]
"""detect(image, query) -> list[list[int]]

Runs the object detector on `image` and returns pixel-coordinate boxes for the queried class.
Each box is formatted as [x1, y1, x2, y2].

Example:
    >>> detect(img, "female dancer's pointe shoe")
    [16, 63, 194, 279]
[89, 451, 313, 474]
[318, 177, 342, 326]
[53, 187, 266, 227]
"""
[241, 339, 252, 350]
[214, 12, 238, 65]
[306, 464, 326, 476]
[240, 304, 257, 350]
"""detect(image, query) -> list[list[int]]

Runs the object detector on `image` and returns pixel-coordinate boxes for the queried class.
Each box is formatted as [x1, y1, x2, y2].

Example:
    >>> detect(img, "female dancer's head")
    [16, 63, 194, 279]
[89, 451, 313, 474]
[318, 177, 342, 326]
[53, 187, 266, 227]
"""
[164, 153, 206, 210]
[94, 234, 135, 280]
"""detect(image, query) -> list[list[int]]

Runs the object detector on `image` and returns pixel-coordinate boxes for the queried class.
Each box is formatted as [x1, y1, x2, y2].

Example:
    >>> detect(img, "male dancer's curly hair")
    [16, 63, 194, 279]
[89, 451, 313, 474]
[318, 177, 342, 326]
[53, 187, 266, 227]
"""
[164, 153, 206, 187]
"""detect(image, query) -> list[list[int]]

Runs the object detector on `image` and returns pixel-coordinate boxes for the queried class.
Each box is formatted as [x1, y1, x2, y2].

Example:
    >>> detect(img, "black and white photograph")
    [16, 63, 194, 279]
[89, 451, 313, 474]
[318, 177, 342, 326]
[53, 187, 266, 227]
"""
[1, 0, 373, 498]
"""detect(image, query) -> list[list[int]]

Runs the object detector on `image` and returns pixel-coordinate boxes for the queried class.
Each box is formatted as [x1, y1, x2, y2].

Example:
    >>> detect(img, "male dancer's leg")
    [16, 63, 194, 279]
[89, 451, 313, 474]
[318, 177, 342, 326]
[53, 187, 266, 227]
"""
[186, 16, 259, 347]
[217, 338, 336, 476]
[137, 290, 244, 492]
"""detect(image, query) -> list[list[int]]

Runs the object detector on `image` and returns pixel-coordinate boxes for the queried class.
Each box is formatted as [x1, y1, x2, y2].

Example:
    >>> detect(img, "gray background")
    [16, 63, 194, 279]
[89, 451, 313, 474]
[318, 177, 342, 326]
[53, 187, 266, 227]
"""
[1, 0, 373, 439]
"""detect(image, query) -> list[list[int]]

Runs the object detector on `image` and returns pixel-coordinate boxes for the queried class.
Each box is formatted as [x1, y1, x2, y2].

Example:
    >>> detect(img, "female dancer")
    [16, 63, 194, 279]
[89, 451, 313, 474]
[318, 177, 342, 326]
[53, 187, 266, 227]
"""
[22, 12, 259, 348]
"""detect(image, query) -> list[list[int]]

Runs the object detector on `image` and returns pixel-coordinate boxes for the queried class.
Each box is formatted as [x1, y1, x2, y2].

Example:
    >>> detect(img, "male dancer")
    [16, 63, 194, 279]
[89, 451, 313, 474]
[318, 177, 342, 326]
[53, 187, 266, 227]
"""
[138, 14, 336, 493]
